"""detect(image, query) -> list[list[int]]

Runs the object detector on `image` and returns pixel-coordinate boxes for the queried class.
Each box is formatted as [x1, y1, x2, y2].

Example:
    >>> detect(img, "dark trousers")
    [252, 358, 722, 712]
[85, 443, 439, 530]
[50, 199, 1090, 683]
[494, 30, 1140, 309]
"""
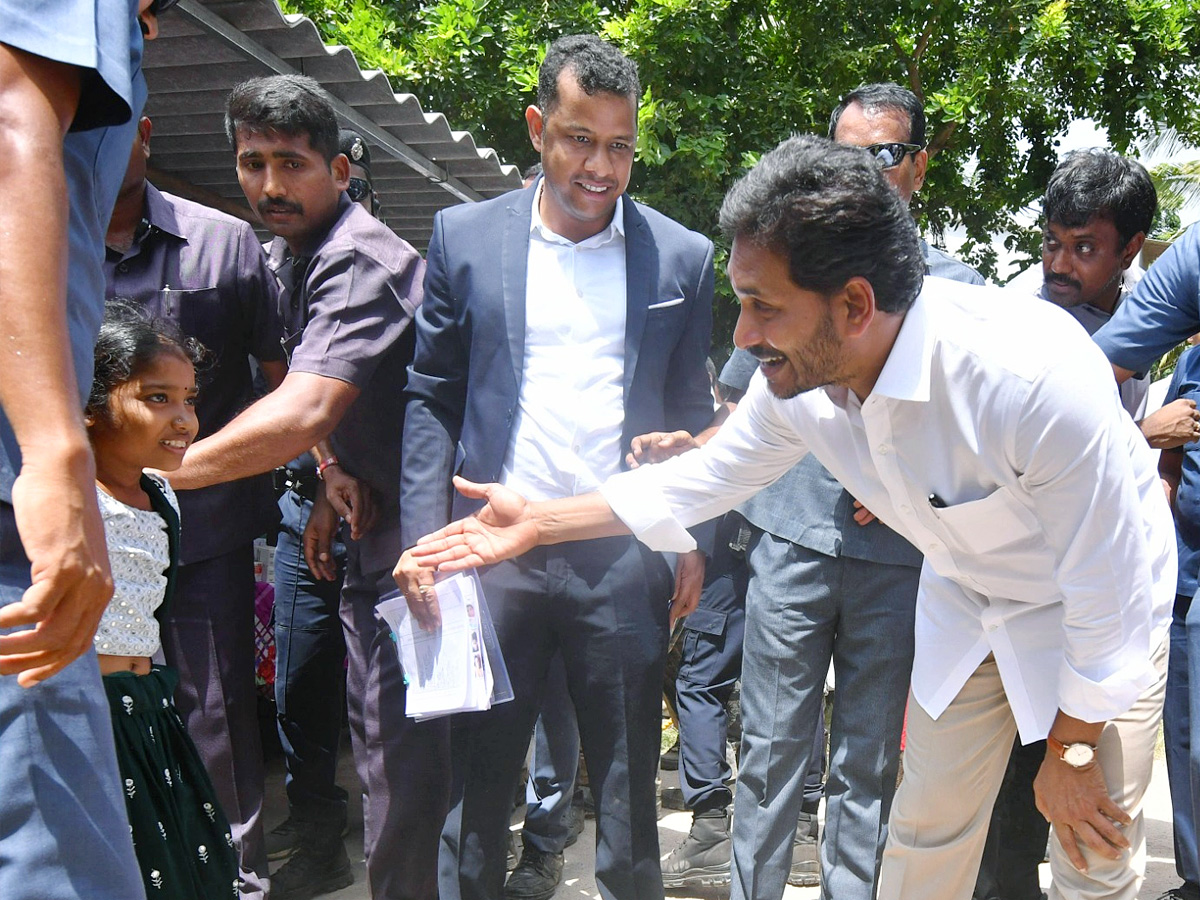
[439, 537, 673, 900]
[273, 489, 348, 818]
[340, 539, 450, 900]
[677, 516, 749, 812]
[163, 544, 267, 899]
[972, 737, 1049, 900]
[1168, 593, 1200, 888]
[522, 652, 581, 854]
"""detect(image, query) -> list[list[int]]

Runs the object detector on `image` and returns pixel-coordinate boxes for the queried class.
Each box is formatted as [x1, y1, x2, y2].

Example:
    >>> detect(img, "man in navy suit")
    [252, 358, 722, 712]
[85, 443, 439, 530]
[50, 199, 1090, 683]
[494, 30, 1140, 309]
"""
[395, 34, 715, 900]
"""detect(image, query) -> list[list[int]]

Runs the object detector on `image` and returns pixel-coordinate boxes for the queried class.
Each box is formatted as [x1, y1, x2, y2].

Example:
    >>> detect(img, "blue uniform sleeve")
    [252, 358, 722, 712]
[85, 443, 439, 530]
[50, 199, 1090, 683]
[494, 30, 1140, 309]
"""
[0, 0, 140, 130]
[1094, 225, 1200, 374]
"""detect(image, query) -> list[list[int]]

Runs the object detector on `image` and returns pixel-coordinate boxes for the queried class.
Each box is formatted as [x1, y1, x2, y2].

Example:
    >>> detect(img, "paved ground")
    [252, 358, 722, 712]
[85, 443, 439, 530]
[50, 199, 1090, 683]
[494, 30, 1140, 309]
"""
[262, 729, 1183, 900]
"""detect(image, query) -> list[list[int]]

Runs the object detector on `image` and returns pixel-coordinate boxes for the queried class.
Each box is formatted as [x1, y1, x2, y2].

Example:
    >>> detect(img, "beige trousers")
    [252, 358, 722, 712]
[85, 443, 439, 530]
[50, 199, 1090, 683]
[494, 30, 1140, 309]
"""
[878, 642, 1167, 900]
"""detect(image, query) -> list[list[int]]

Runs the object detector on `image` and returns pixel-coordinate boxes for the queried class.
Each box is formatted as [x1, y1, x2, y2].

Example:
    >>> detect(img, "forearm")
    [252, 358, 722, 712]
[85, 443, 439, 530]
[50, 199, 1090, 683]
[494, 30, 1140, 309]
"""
[530, 492, 631, 546]
[1048, 709, 1105, 747]
[0, 49, 85, 465]
[170, 373, 356, 489]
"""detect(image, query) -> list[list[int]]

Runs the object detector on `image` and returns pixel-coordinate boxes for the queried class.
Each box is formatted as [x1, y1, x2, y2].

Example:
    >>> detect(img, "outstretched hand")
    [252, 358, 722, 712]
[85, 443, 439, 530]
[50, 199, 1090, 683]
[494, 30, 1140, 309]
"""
[409, 478, 541, 572]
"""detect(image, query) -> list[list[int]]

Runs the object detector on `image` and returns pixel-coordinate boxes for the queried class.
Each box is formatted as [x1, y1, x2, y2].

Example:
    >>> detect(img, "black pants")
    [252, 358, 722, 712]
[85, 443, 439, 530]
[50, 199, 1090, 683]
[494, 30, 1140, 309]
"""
[439, 536, 673, 900]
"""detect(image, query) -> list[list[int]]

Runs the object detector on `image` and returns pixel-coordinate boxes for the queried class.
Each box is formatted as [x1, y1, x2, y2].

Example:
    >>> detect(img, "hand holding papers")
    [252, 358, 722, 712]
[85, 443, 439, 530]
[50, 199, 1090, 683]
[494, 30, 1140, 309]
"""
[377, 570, 512, 720]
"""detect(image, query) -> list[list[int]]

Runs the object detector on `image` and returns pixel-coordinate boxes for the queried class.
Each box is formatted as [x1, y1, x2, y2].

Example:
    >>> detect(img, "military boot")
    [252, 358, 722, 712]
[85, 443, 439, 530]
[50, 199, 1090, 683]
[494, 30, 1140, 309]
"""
[270, 812, 354, 900]
[661, 808, 732, 888]
[788, 809, 820, 887]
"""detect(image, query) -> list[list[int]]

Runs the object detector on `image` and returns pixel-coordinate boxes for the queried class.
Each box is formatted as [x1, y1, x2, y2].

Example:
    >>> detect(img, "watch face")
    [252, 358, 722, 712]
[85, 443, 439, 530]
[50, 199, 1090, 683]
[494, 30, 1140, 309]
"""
[1063, 743, 1095, 767]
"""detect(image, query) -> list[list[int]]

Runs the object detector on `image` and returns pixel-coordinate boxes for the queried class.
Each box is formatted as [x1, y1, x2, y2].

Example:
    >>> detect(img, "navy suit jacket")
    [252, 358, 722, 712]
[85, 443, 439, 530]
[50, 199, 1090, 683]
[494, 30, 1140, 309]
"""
[400, 185, 715, 549]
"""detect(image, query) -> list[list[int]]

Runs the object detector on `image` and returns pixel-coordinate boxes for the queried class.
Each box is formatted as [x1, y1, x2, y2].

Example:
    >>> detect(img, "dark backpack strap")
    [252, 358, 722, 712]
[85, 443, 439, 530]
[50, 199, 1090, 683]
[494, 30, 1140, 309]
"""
[140, 473, 181, 627]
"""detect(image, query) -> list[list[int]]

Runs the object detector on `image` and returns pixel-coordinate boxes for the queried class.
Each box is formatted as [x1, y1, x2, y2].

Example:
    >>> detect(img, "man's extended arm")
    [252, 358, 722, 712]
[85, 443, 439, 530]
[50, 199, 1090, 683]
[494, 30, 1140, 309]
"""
[166, 371, 359, 490]
[0, 45, 117, 685]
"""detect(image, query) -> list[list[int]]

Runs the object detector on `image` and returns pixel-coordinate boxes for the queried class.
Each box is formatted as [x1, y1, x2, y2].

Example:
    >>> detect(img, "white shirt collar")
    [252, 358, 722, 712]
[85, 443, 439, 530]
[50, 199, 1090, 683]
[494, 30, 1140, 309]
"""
[857, 289, 930, 404]
[529, 179, 625, 247]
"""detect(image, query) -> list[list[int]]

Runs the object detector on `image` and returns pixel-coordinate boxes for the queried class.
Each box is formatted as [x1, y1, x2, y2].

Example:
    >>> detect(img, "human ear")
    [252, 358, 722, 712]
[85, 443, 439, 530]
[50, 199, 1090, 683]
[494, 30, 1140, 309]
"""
[1120, 232, 1147, 270]
[839, 277, 877, 338]
[525, 105, 545, 153]
[331, 153, 351, 191]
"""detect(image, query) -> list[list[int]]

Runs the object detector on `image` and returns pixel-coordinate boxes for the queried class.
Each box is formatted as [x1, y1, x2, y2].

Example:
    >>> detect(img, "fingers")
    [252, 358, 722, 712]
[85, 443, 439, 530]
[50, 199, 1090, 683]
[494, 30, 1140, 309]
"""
[451, 476, 490, 499]
[668, 590, 699, 629]
[409, 582, 441, 631]
[1057, 823, 1089, 872]
[303, 529, 337, 581]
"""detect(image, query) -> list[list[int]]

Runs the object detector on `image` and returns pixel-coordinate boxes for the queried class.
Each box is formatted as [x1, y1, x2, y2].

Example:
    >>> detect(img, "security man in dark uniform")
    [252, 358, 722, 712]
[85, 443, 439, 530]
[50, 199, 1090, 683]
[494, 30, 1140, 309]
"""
[165, 76, 446, 900]
[104, 112, 286, 900]
[265, 128, 380, 890]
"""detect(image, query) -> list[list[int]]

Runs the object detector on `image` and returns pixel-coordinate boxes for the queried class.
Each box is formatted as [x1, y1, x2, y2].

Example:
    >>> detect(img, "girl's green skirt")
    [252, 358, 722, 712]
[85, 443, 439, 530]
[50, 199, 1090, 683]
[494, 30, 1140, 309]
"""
[104, 665, 239, 899]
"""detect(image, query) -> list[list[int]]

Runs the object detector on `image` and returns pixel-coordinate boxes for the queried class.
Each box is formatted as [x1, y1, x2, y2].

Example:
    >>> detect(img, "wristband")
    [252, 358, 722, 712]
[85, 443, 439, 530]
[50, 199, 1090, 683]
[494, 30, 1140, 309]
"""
[316, 455, 340, 479]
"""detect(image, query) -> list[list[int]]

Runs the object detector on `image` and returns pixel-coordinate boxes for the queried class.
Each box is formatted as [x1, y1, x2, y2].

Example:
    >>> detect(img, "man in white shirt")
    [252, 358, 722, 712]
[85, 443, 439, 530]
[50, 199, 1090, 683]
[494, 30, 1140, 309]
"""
[406, 134, 1175, 900]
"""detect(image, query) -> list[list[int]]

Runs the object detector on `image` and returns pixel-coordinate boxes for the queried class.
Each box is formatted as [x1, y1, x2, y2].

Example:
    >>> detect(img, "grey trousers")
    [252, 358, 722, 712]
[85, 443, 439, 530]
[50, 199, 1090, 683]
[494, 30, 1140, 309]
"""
[732, 532, 918, 900]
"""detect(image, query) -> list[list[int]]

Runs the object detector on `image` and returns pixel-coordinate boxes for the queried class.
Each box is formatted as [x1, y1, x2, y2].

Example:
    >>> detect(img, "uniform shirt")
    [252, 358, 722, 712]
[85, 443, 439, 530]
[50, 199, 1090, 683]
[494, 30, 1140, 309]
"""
[105, 185, 284, 563]
[0, 0, 145, 501]
[921, 239, 986, 286]
[602, 278, 1175, 742]
[94, 475, 178, 658]
[501, 185, 627, 501]
[1094, 223, 1200, 373]
[269, 195, 423, 570]
[1163, 346, 1200, 599]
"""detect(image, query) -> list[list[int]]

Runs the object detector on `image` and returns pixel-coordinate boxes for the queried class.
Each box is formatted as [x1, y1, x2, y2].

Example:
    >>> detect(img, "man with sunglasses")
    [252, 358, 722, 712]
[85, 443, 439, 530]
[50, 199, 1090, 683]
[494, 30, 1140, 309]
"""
[104, 112, 287, 900]
[0, 1, 166, 898]
[829, 82, 985, 286]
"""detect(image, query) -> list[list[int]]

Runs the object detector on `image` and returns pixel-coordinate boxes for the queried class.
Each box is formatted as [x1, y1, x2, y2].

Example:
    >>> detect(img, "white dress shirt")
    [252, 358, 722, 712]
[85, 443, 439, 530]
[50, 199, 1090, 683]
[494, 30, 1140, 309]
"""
[500, 185, 628, 501]
[601, 277, 1175, 742]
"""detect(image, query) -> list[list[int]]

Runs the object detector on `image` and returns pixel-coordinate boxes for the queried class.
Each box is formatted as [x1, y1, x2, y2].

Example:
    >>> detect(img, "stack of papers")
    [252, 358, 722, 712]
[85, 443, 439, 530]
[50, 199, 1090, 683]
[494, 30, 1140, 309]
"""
[377, 570, 513, 720]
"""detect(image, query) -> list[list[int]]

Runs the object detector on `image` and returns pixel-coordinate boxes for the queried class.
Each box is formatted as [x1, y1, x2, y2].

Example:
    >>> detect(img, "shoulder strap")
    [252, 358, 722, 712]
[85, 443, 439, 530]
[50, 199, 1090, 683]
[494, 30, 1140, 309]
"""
[140, 473, 181, 627]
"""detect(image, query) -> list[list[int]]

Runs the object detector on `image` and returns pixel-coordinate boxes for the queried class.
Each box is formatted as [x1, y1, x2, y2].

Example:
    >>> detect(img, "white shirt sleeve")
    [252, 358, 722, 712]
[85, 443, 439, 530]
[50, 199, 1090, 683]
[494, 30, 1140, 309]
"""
[600, 374, 811, 551]
[1015, 357, 1175, 723]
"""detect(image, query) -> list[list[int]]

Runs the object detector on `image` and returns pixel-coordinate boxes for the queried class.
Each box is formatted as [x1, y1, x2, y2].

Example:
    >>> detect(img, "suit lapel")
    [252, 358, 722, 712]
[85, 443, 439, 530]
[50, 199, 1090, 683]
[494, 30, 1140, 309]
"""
[623, 199, 652, 407]
[501, 188, 535, 388]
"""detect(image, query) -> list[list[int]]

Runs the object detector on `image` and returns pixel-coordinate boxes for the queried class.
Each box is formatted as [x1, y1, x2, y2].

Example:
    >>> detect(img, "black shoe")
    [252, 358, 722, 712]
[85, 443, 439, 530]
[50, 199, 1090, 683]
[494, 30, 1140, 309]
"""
[266, 813, 351, 861]
[787, 810, 819, 887]
[562, 802, 586, 849]
[660, 740, 680, 771]
[271, 837, 353, 900]
[1156, 886, 1200, 900]
[505, 844, 564, 900]
[659, 786, 687, 811]
[266, 816, 300, 861]
[507, 829, 520, 872]
[661, 809, 731, 889]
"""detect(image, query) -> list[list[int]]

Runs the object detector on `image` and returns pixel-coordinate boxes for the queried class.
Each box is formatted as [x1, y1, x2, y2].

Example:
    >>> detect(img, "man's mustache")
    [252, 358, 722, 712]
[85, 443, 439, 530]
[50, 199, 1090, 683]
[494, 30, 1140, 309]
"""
[258, 198, 303, 217]
[1046, 273, 1081, 291]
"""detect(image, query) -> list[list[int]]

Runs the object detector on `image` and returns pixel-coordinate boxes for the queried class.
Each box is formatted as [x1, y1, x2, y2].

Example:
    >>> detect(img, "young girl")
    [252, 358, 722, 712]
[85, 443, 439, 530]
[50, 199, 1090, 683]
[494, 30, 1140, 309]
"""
[85, 302, 239, 900]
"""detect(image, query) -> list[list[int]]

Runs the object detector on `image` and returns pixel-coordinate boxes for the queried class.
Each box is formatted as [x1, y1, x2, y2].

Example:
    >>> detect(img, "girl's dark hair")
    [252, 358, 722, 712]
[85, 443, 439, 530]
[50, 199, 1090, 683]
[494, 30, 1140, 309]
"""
[86, 300, 209, 424]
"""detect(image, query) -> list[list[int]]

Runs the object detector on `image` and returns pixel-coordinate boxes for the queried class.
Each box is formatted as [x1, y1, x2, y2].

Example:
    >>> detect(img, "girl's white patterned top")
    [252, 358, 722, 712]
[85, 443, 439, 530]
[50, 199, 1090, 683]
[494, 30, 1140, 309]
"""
[94, 474, 178, 658]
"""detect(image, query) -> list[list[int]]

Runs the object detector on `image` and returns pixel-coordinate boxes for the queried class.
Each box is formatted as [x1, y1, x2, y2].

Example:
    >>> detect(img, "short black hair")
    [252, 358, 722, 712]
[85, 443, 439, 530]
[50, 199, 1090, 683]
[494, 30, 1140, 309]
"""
[87, 300, 208, 426]
[523, 161, 543, 181]
[537, 35, 640, 115]
[829, 83, 926, 147]
[1043, 149, 1158, 246]
[225, 75, 340, 163]
[720, 135, 925, 314]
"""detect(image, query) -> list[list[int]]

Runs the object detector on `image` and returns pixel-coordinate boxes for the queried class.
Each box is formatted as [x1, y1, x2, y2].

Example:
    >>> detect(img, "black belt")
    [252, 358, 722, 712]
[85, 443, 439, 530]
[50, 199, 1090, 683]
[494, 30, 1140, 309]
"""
[274, 467, 319, 502]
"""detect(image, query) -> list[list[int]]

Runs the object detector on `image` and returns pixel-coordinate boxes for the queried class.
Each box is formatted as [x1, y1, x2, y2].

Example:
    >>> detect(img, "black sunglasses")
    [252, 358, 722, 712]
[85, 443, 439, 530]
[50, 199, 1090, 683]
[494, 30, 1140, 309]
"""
[347, 177, 373, 203]
[864, 142, 923, 169]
